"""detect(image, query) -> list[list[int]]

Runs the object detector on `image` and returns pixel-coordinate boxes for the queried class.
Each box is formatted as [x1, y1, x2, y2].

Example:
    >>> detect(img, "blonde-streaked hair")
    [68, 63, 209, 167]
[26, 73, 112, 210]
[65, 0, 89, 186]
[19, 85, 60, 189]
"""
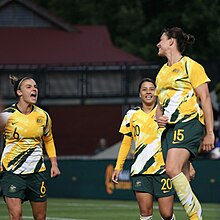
[9, 75, 32, 97]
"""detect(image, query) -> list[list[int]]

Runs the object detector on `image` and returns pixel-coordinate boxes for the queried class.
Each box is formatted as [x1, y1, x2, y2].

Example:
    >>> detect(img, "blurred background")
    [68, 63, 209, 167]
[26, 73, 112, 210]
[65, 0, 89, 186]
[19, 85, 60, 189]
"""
[0, 0, 220, 206]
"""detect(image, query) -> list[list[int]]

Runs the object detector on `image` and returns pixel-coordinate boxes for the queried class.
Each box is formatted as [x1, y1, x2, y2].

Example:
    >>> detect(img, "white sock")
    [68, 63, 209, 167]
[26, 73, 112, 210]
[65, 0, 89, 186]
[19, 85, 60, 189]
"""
[140, 215, 152, 220]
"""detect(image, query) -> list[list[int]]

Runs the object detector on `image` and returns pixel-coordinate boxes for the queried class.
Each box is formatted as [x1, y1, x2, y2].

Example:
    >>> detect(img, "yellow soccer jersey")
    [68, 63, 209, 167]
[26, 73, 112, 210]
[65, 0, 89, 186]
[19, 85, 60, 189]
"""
[0, 104, 56, 174]
[155, 56, 210, 124]
[119, 106, 165, 176]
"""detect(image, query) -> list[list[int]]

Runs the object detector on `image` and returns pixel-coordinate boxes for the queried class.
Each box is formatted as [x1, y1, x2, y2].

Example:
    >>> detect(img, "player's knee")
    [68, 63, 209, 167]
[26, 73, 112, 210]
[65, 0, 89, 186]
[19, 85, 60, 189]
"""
[33, 212, 46, 220]
[9, 211, 22, 220]
[8, 206, 22, 220]
[140, 207, 153, 217]
[166, 166, 180, 178]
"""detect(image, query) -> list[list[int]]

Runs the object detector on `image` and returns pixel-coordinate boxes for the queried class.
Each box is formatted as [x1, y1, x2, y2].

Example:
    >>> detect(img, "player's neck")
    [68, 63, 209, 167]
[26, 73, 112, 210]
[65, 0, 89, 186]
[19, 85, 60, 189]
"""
[142, 104, 154, 113]
[167, 51, 183, 66]
[17, 101, 33, 115]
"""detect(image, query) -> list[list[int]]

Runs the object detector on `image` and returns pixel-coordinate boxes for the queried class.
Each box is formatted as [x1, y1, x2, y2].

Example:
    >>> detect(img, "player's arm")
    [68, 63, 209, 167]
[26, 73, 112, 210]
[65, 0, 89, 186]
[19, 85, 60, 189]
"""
[0, 112, 8, 133]
[189, 61, 214, 151]
[0, 116, 4, 133]
[195, 83, 215, 152]
[156, 102, 168, 128]
[43, 135, 61, 177]
[0, 111, 8, 172]
[43, 115, 61, 177]
[112, 135, 132, 184]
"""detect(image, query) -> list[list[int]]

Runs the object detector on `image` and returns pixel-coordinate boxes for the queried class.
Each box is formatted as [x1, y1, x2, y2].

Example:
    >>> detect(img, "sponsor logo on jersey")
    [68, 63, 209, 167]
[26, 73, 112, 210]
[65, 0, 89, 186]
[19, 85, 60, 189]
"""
[172, 68, 180, 73]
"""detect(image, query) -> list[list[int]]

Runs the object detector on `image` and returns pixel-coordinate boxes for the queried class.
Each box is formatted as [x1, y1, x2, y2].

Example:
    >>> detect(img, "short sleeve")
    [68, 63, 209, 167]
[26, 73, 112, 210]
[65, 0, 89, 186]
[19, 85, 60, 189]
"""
[187, 61, 211, 89]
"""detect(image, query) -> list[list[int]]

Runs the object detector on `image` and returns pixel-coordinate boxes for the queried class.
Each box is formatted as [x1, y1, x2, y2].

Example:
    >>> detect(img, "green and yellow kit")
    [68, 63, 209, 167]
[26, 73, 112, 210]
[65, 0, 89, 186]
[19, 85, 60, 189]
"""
[155, 56, 210, 124]
[0, 103, 56, 175]
[116, 106, 165, 176]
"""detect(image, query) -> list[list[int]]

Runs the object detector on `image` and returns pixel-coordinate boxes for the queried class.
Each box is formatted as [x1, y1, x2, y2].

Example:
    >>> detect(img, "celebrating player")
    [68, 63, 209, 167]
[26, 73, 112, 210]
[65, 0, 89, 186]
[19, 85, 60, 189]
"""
[112, 78, 176, 220]
[155, 27, 214, 220]
[0, 75, 61, 220]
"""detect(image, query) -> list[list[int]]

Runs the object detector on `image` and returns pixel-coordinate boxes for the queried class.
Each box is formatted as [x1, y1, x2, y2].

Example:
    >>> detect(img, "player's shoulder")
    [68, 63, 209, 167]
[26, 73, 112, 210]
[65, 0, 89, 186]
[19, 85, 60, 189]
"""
[184, 56, 202, 67]
[2, 104, 17, 113]
[33, 105, 50, 119]
[1, 104, 18, 124]
[2, 103, 17, 113]
[126, 106, 141, 115]
[123, 106, 141, 121]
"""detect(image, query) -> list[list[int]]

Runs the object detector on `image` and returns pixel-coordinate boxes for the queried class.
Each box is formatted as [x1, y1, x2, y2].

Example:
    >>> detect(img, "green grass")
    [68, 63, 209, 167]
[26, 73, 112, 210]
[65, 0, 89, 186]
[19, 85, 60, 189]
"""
[1, 198, 220, 219]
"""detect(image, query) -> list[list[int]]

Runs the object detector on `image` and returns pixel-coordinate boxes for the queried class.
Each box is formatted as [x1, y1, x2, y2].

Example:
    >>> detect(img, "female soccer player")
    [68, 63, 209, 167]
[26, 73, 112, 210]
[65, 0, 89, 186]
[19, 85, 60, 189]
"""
[155, 27, 214, 220]
[0, 75, 61, 220]
[112, 78, 176, 220]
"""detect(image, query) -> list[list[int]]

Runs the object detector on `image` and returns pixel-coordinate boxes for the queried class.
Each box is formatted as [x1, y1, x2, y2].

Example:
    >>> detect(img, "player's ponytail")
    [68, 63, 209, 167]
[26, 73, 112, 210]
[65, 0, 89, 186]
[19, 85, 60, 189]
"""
[185, 34, 195, 45]
[162, 27, 195, 54]
[9, 75, 31, 97]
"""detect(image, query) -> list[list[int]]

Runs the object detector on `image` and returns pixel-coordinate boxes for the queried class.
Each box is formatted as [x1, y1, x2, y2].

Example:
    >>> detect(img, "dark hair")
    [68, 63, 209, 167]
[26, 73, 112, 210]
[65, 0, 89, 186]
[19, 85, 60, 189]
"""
[162, 27, 195, 53]
[138, 78, 156, 93]
[9, 75, 32, 97]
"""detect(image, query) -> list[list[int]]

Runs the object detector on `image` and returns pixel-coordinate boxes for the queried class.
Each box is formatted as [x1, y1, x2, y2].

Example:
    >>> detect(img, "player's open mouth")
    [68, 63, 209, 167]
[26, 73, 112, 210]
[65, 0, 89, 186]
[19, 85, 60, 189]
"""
[30, 93, 37, 99]
[145, 95, 153, 100]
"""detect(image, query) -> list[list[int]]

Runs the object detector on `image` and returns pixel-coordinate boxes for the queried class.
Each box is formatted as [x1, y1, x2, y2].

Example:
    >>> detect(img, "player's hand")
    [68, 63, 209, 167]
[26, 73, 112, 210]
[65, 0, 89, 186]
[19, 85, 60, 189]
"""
[111, 170, 120, 184]
[200, 132, 215, 152]
[51, 165, 61, 178]
[156, 115, 169, 128]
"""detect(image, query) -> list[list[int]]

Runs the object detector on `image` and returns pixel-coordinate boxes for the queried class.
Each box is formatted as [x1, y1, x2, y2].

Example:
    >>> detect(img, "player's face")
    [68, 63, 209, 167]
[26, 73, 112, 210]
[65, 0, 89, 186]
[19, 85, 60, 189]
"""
[156, 33, 170, 57]
[139, 81, 156, 105]
[17, 79, 38, 104]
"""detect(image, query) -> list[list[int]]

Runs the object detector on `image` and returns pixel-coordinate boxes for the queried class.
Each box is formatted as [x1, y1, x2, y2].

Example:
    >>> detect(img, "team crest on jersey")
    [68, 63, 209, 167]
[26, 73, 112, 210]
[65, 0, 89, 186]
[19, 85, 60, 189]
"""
[36, 117, 44, 124]
[172, 68, 180, 73]
[8, 185, 16, 193]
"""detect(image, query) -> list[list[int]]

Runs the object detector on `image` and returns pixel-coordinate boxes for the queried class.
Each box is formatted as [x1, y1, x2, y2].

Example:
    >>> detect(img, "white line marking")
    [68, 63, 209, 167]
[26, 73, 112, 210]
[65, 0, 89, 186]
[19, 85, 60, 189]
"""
[1, 217, 85, 220]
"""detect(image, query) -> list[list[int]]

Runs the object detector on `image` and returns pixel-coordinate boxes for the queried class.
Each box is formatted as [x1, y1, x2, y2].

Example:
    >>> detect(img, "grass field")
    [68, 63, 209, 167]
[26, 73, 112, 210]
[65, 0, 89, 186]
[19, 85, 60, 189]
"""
[1, 198, 220, 219]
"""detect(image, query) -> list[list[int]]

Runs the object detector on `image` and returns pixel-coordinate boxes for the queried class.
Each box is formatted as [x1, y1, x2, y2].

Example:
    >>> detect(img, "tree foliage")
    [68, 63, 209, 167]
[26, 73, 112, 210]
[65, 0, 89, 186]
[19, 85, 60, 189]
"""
[34, 0, 220, 61]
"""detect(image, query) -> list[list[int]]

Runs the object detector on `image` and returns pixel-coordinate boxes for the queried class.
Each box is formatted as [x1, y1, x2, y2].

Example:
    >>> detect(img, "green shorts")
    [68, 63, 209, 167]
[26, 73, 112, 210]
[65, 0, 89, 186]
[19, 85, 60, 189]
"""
[131, 172, 175, 199]
[162, 117, 205, 160]
[1, 171, 48, 202]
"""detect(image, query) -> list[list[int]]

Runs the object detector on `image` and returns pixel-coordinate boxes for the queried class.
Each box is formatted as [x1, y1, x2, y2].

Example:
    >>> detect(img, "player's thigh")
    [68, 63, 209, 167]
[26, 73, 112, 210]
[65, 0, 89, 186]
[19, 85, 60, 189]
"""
[135, 191, 154, 208]
[5, 197, 22, 216]
[30, 201, 47, 220]
[135, 191, 154, 214]
[157, 195, 174, 216]
[132, 175, 154, 214]
[166, 148, 190, 174]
